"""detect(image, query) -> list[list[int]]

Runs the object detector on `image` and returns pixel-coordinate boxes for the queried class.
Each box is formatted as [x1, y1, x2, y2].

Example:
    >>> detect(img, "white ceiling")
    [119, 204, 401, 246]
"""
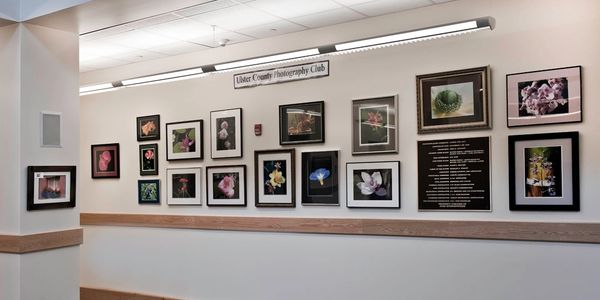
[79, 0, 454, 73]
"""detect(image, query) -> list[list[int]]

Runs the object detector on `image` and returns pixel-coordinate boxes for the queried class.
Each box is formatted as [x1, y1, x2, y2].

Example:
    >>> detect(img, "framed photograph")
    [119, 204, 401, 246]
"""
[346, 161, 400, 208]
[166, 120, 203, 161]
[166, 167, 202, 205]
[506, 66, 582, 127]
[254, 149, 295, 207]
[417, 66, 491, 134]
[27, 166, 76, 210]
[509, 132, 579, 211]
[210, 108, 242, 159]
[139, 143, 158, 176]
[137, 114, 160, 141]
[206, 165, 247, 206]
[91, 143, 120, 178]
[279, 101, 324, 145]
[138, 180, 160, 204]
[301, 151, 338, 205]
[352, 95, 398, 155]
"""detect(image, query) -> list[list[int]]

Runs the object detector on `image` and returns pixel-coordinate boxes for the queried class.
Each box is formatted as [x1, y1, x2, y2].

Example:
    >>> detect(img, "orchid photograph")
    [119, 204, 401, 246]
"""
[524, 147, 563, 198]
[352, 96, 398, 155]
[91, 143, 120, 178]
[136, 114, 160, 141]
[301, 151, 338, 205]
[207, 165, 246, 206]
[138, 180, 160, 204]
[346, 161, 400, 208]
[255, 149, 295, 207]
[139, 144, 158, 176]
[167, 168, 202, 205]
[211, 108, 242, 159]
[279, 101, 324, 145]
[166, 120, 203, 161]
[507, 66, 582, 127]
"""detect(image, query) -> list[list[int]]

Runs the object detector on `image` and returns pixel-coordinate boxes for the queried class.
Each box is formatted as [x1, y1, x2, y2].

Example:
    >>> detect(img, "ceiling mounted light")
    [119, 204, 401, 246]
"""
[121, 67, 204, 86]
[335, 17, 494, 51]
[214, 48, 321, 71]
[79, 83, 115, 94]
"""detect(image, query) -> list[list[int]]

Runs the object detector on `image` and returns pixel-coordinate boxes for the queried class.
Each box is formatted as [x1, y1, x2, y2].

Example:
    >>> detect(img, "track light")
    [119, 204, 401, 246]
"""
[80, 17, 494, 96]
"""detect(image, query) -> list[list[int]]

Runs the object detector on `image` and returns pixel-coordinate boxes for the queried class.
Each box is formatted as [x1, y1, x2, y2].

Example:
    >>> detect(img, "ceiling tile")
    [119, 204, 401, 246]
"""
[190, 30, 255, 47]
[99, 30, 180, 49]
[114, 49, 166, 63]
[143, 18, 215, 40]
[332, 0, 377, 6]
[150, 41, 211, 55]
[291, 7, 364, 28]
[173, 0, 238, 17]
[247, 0, 341, 19]
[191, 5, 280, 31]
[351, 0, 432, 16]
[235, 20, 306, 39]
[80, 40, 138, 57]
[80, 56, 132, 69]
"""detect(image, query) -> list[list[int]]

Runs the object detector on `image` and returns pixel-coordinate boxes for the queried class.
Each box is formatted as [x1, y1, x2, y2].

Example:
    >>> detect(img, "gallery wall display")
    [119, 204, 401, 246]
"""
[279, 101, 325, 145]
[254, 149, 295, 207]
[301, 151, 338, 206]
[346, 161, 400, 208]
[506, 66, 582, 127]
[91, 143, 120, 179]
[139, 144, 158, 176]
[137, 114, 160, 141]
[138, 179, 160, 204]
[166, 120, 203, 161]
[206, 165, 247, 206]
[210, 108, 242, 159]
[417, 66, 491, 134]
[352, 95, 398, 155]
[508, 131, 579, 211]
[27, 166, 76, 210]
[167, 167, 202, 205]
[418, 137, 491, 211]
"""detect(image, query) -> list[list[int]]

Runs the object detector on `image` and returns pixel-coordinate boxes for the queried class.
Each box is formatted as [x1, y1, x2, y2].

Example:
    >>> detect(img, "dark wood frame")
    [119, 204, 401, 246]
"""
[254, 149, 296, 207]
[210, 108, 243, 159]
[346, 161, 401, 209]
[279, 101, 325, 145]
[206, 165, 247, 207]
[139, 143, 159, 176]
[301, 150, 338, 206]
[506, 65, 582, 128]
[137, 179, 160, 204]
[509, 131, 580, 211]
[27, 166, 76, 210]
[136, 114, 161, 141]
[165, 120, 203, 161]
[416, 66, 491, 134]
[351, 95, 398, 155]
[91, 143, 120, 179]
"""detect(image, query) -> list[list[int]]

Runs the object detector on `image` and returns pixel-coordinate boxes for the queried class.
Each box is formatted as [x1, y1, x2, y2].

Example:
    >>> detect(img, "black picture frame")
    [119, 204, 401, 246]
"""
[206, 165, 247, 206]
[279, 101, 325, 145]
[139, 143, 159, 176]
[352, 95, 398, 155]
[301, 151, 338, 206]
[346, 161, 400, 208]
[417, 66, 491, 134]
[254, 149, 295, 207]
[508, 131, 579, 211]
[506, 66, 582, 127]
[27, 166, 76, 210]
[136, 114, 160, 141]
[210, 108, 243, 159]
[138, 179, 160, 204]
[166, 120, 203, 161]
[91, 143, 120, 179]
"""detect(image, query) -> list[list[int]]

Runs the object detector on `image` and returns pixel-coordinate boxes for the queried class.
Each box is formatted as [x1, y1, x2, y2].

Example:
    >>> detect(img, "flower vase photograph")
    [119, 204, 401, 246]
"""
[166, 120, 203, 160]
[206, 165, 246, 206]
[211, 108, 242, 159]
[27, 166, 76, 210]
[346, 161, 400, 208]
[254, 149, 295, 207]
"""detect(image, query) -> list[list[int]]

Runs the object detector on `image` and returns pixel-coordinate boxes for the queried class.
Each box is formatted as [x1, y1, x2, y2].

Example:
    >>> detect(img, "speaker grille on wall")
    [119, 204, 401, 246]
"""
[41, 112, 61, 147]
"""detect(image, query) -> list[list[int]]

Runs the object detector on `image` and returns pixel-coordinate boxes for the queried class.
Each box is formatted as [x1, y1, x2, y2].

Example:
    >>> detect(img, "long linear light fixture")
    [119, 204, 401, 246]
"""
[80, 17, 494, 95]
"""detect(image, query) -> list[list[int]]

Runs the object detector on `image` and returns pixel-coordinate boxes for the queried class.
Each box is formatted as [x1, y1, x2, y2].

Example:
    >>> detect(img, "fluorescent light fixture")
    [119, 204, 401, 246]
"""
[214, 48, 320, 71]
[335, 17, 493, 51]
[80, 87, 122, 96]
[79, 83, 114, 93]
[122, 67, 204, 86]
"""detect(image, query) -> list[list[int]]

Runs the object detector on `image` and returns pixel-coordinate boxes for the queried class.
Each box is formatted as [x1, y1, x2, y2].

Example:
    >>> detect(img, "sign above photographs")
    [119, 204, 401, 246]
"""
[233, 61, 329, 89]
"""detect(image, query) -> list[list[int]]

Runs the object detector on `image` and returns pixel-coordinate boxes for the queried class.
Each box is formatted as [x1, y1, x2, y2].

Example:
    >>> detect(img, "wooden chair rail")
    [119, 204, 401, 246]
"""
[80, 213, 600, 244]
[0, 228, 83, 254]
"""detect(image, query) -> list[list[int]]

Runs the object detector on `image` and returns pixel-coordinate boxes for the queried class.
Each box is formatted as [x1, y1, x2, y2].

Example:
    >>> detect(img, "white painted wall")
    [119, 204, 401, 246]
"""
[80, 0, 600, 299]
